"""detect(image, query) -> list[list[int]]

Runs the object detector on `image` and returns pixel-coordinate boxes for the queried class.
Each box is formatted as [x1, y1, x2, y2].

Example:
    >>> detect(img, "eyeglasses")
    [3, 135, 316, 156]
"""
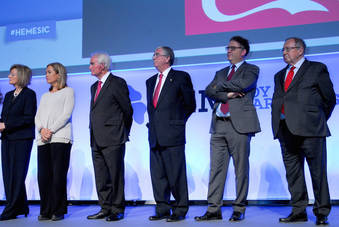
[281, 46, 300, 52]
[225, 46, 243, 51]
[153, 53, 167, 57]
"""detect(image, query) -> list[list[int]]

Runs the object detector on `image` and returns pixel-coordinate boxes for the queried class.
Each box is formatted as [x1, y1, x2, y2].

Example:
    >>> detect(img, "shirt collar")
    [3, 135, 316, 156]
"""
[99, 71, 110, 84]
[232, 60, 244, 70]
[159, 67, 171, 77]
[290, 57, 305, 70]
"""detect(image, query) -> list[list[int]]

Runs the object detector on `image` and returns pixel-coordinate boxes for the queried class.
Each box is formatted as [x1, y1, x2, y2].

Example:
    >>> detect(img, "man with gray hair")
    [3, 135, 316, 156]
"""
[272, 37, 335, 225]
[87, 53, 133, 221]
[146, 46, 196, 222]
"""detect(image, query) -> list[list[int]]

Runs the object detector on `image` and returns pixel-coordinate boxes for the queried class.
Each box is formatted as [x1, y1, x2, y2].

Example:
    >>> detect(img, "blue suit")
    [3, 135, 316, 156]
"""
[146, 68, 196, 216]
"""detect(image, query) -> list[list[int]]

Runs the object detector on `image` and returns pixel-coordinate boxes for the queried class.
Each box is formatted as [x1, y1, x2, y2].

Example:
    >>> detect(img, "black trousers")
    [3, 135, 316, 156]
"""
[150, 144, 189, 217]
[277, 120, 331, 216]
[1, 139, 32, 218]
[38, 142, 71, 216]
[91, 143, 125, 214]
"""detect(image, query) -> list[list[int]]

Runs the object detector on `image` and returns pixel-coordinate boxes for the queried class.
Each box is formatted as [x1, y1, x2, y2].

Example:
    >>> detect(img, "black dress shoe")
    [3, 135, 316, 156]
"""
[194, 211, 222, 221]
[51, 214, 64, 221]
[229, 211, 245, 221]
[87, 211, 109, 219]
[0, 215, 17, 221]
[279, 212, 307, 222]
[38, 214, 51, 221]
[106, 213, 124, 221]
[149, 213, 170, 221]
[166, 214, 185, 222]
[316, 215, 328, 225]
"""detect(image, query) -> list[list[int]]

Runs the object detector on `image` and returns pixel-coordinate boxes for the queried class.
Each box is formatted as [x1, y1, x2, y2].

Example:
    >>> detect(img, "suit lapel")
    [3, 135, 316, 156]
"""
[148, 74, 157, 107]
[156, 69, 174, 108]
[91, 74, 112, 109]
[231, 62, 247, 79]
[286, 60, 309, 91]
[279, 65, 289, 92]
[90, 81, 97, 108]
[221, 66, 230, 81]
[223, 62, 247, 81]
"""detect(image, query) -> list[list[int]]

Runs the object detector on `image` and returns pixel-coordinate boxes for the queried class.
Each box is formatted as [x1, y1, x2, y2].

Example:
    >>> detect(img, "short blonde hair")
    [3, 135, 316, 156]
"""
[47, 62, 68, 91]
[10, 64, 32, 87]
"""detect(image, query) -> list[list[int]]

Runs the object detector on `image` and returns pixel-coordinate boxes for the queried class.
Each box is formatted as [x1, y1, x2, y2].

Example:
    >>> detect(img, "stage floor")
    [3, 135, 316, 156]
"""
[0, 204, 338, 226]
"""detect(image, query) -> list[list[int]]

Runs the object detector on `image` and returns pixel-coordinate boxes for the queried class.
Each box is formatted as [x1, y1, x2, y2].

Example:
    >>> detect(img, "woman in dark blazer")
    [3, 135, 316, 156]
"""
[0, 64, 37, 221]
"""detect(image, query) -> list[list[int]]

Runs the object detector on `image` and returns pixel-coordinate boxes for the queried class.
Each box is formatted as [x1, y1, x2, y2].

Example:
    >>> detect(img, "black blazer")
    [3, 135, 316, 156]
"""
[205, 62, 261, 134]
[146, 69, 196, 148]
[90, 73, 133, 147]
[271, 59, 336, 138]
[0, 87, 37, 140]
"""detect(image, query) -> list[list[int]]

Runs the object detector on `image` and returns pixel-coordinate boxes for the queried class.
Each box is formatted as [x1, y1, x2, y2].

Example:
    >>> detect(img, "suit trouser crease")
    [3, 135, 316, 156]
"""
[1, 139, 32, 217]
[207, 118, 250, 214]
[92, 143, 125, 214]
[38, 142, 71, 216]
[150, 144, 189, 216]
[278, 120, 331, 216]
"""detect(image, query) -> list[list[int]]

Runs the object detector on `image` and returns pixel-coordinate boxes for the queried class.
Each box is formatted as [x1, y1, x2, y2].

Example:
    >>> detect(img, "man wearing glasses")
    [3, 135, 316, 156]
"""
[272, 37, 335, 225]
[146, 46, 196, 222]
[195, 36, 261, 222]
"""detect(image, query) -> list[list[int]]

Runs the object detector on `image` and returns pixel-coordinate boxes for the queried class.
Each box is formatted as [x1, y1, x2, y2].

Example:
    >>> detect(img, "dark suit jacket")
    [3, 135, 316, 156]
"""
[90, 73, 133, 147]
[0, 87, 37, 140]
[205, 62, 261, 134]
[271, 59, 336, 138]
[146, 69, 196, 148]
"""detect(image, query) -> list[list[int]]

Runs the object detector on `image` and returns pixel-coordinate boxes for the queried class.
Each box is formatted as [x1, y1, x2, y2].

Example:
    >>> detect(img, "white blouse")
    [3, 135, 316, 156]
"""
[35, 87, 74, 145]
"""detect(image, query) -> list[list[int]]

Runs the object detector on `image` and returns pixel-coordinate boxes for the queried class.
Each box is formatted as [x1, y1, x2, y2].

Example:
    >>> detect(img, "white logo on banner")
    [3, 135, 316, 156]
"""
[202, 0, 328, 22]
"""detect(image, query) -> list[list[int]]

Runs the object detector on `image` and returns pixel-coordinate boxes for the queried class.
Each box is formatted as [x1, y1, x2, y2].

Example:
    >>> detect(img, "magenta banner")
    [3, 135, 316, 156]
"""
[185, 0, 339, 35]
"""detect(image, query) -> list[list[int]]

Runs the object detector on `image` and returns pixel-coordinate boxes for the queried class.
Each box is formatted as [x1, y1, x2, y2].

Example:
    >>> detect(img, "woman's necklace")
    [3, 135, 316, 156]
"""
[14, 88, 22, 97]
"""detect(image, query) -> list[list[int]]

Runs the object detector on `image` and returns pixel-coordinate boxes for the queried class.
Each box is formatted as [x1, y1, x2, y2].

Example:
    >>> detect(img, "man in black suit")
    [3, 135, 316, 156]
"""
[195, 36, 261, 222]
[87, 53, 133, 221]
[146, 46, 196, 222]
[272, 37, 336, 225]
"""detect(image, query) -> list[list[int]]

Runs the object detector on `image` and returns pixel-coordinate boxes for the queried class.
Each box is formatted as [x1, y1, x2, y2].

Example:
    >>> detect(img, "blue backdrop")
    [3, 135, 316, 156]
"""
[0, 53, 338, 200]
[0, 0, 338, 201]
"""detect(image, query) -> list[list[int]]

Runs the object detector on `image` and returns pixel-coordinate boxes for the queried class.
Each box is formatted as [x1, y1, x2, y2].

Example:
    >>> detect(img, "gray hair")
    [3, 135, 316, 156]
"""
[10, 64, 32, 87]
[92, 52, 112, 70]
[47, 62, 68, 91]
[157, 46, 175, 66]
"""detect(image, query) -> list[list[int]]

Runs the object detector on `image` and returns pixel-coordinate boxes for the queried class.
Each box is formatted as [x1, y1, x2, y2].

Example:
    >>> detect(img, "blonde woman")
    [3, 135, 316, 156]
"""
[35, 63, 74, 221]
[0, 64, 36, 221]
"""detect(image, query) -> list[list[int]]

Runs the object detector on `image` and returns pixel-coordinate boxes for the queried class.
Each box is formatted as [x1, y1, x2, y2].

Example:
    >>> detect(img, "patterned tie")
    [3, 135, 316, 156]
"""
[281, 66, 295, 114]
[153, 73, 163, 108]
[94, 80, 102, 102]
[220, 65, 236, 114]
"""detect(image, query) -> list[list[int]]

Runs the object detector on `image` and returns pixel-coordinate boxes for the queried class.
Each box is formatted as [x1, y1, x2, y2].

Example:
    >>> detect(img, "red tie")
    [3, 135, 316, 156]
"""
[153, 73, 163, 108]
[220, 65, 235, 114]
[281, 66, 295, 114]
[94, 81, 102, 102]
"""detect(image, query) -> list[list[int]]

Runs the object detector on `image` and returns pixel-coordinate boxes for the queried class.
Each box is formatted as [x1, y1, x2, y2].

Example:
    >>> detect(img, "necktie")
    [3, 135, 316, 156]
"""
[220, 65, 236, 114]
[94, 80, 102, 102]
[281, 66, 295, 114]
[284, 66, 295, 92]
[153, 73, 163, 108]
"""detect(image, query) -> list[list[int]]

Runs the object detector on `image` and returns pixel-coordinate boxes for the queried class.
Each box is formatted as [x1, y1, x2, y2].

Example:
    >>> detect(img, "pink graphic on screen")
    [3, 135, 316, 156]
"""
[185, 0, 339, 35]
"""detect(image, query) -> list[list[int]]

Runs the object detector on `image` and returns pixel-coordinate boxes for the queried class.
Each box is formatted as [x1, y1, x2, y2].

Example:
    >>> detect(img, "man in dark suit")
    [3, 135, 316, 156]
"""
[87, 53, 133, 222]
[146, 46, 196, 222]
[195, 36, 261, 222]
[272, 37, 336, 225]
